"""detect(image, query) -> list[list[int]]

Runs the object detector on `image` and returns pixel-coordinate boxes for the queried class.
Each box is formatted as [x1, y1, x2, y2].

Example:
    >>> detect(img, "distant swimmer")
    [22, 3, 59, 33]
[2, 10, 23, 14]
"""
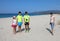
[11, 16, 17, 34]
[24, 11, 30, 32]
[50, 13, 55, 34]
[16, 11, 23, 32]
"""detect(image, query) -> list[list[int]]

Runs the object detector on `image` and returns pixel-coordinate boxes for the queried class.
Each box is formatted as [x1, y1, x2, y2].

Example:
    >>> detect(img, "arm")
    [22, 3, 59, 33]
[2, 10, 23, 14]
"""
[53, 17, 55, 22]
[29, 16, 30, 24]
[29, 17, 30, 22]
[22, 17, 23, 24]
[24, 18, 25, 23]
[24, 16, 25, 23]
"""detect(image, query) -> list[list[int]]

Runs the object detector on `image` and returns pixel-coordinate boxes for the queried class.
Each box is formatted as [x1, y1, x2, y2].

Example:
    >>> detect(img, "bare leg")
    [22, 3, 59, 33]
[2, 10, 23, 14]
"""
[25, 25, 27, 31]
[25, 25, 29, 32]
[51, 23, 54, 34]
[13, 28, 16, 34]
[27, 25, 29, 32]
[18, 26, 21, 32]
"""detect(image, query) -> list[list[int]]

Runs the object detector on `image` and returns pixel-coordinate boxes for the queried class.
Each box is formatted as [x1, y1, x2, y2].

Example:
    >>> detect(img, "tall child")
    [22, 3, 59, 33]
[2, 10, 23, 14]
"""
[16, 11, 23, 32]
[24, 11, 30, 32]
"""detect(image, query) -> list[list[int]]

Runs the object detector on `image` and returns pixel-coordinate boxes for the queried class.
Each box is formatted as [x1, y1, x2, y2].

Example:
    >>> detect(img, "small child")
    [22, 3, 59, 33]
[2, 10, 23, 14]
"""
[11, 16, 17, 34]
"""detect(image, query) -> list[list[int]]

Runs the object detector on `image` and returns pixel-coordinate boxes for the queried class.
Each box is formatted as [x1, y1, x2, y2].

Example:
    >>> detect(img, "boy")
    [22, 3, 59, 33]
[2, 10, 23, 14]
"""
[16, 11, 23, 32]
[24, 11, 30, 32]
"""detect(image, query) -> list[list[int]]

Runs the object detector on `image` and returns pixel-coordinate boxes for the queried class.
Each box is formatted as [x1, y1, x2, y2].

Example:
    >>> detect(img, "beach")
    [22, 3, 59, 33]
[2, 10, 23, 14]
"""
[0, 14, 60, 41]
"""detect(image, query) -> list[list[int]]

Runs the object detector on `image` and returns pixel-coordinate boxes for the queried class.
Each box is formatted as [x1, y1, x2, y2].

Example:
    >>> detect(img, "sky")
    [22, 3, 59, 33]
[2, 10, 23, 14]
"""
[0, 0, 60, 13]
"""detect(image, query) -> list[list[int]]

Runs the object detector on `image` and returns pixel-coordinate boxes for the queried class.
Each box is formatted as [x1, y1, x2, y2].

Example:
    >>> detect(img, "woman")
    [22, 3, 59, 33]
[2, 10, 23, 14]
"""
[50, 13, 55, 34]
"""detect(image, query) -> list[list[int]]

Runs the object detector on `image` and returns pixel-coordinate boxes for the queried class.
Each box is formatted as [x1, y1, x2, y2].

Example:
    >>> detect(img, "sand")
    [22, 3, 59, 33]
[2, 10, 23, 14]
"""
[0, 14, 60, 41]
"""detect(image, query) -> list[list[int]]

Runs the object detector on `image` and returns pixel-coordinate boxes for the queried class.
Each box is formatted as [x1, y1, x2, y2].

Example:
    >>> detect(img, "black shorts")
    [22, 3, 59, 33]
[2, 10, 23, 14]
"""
[25, 22, 29, 25]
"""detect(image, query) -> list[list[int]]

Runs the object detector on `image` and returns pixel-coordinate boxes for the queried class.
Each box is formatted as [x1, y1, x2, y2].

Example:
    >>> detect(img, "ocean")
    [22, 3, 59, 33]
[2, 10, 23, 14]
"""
[0, 13, 46, 18]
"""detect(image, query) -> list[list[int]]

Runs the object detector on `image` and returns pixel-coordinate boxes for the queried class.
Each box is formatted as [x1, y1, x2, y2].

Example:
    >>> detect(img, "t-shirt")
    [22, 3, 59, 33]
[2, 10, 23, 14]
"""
[24, 15, 30, 22]
[50, 16, 55, 23]
[12, 19, 17, 25]
[17, 15, 22, 22]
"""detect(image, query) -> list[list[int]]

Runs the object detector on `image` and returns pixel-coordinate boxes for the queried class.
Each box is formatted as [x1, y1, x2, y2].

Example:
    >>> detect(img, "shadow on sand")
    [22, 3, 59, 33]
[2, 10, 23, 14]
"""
[16, 28, 31, 33]
[46, 28, 54, 35]
[28, 28, 31, 31]
[16, 28, 25, 33]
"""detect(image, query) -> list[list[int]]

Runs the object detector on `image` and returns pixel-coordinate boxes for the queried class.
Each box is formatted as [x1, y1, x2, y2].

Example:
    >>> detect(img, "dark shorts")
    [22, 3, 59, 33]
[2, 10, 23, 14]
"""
[25, 22, 29, 25]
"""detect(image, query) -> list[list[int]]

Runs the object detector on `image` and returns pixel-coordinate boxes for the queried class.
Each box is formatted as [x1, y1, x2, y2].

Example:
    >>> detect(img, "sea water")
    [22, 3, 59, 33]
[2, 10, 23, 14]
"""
[0, 13, 45, 18]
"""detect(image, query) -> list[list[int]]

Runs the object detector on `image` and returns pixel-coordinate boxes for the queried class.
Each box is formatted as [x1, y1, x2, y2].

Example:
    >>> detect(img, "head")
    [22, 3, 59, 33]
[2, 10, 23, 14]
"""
[13, 16, 16, 19]
[25, 11, 28, 15]
[50, 12, 53, 17]
[18, 11, 21, 15]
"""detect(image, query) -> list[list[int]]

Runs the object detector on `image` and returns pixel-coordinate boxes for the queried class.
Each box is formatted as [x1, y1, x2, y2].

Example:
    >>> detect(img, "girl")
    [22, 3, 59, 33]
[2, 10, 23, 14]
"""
[11, 16, 17, 34]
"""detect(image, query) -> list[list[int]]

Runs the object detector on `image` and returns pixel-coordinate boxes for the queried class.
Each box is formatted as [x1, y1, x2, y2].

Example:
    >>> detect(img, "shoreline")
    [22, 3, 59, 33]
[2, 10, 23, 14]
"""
[0, 14, 59, 18]
[0, 14, 60, 41]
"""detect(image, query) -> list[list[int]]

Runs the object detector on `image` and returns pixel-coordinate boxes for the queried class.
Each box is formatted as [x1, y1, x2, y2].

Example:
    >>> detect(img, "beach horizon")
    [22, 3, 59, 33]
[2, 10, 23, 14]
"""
[0, 14, 60, 41]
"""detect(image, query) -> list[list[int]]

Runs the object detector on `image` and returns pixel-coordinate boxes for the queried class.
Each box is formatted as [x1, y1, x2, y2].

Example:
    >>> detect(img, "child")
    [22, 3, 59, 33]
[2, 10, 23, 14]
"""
[16, 11, 23, 32]
[24, 11, 30, 32]
[11, 16, 17, 34]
